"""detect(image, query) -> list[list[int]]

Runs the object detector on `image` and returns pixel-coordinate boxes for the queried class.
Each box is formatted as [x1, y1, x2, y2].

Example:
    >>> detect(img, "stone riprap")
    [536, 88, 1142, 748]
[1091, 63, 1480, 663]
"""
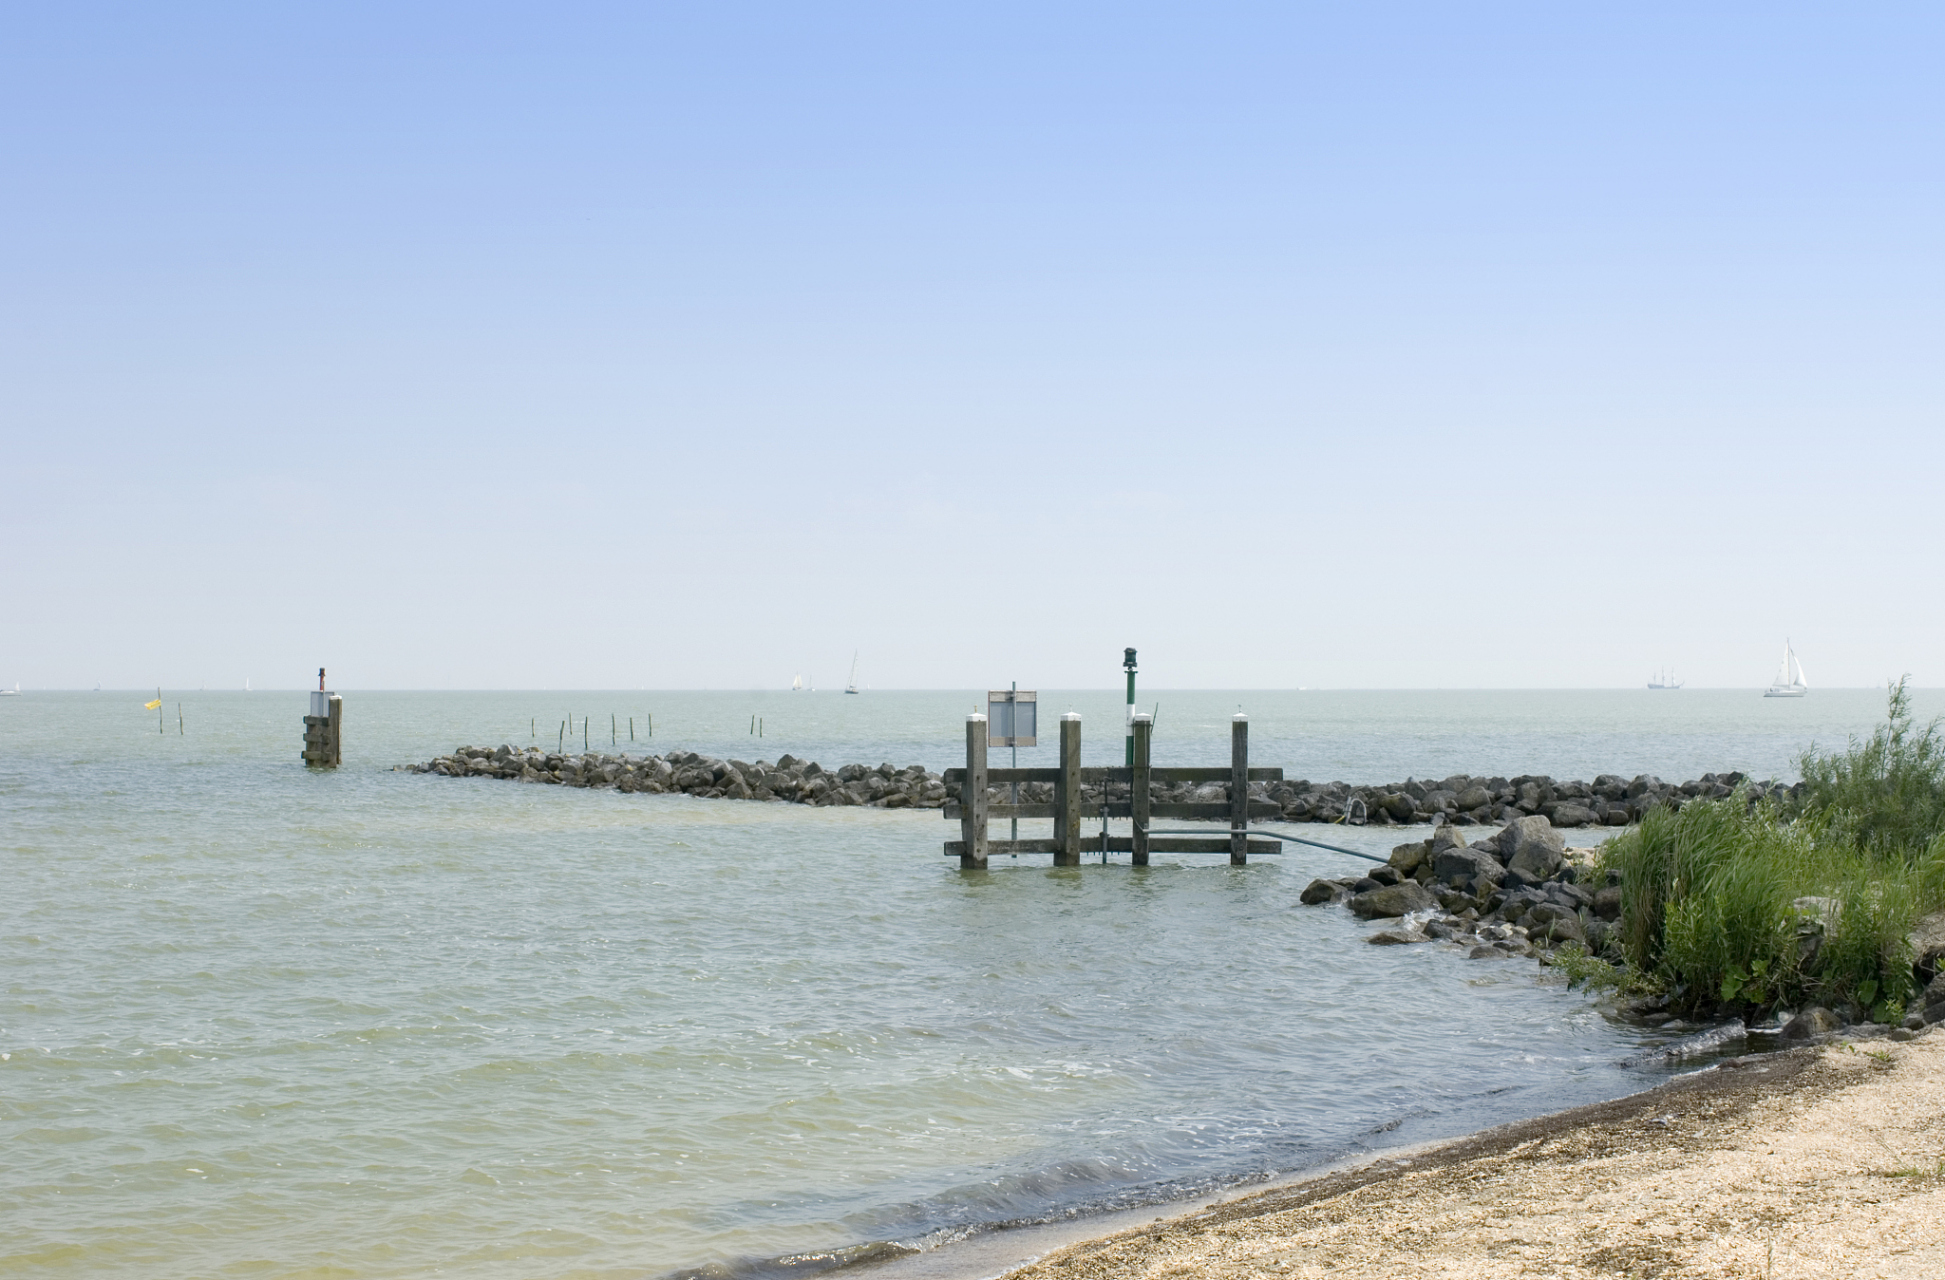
[403, 746, 956, 807]
[1300, 816, 1611, 960]
[404, 747, 1803, 830]
[1267, 770, 1803, 828]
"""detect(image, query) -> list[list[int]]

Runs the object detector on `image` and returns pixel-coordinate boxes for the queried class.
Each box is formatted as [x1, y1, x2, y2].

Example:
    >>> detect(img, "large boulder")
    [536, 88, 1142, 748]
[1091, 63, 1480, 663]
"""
[1549, 803, 1599, 828]
[1910, 908, 1945, 985]
[1388, 841, 1431, 876]
[1524, 902, 1584, 946]
[1348, 880, 1438, 920]
[1429, 825, 1469, 857]
[1299, 879, 1351, 905]
[1592, 886, 1624, 921]
[1367, 928, 1428, 946]
[1781, 1006, 1843, 1041]
[1502, 815, 1565, 876]
[1454, 785, 1492, 811]
[1433, 846, 1505, 892]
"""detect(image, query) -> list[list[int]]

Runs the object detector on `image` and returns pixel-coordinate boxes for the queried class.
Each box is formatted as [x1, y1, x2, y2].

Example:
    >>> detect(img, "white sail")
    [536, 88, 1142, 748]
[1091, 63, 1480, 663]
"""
[844, 651, 860, 694]
[1764, 641, 1808, 697]
[791, 673, 804, 692]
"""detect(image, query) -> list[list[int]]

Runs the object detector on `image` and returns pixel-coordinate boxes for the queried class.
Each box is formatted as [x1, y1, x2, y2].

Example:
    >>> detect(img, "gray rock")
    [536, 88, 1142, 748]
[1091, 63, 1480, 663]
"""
[1524, 902, 1585, 945]
[1550, 803, 1600, 828]
[1593, 886, 1623, 921]
[1454, 786, 1491, 811]
[1467, 944, 1501, 960]
[1500, 814, 1564, 862]
[1434, 846, 1505, 892]
[1367, 928, 1428, 946]
[1388, 840, 1431, 876]
[1348, 880, 1438, 919]
[1429, 825, 1469, 857]
[1299, 879, 1349, 905]
[1781, 1006, 1843, 1040]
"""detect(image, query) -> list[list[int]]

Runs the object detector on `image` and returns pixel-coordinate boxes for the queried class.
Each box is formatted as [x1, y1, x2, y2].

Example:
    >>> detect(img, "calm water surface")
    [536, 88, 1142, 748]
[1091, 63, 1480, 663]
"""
[2, 688, 1927, 1278]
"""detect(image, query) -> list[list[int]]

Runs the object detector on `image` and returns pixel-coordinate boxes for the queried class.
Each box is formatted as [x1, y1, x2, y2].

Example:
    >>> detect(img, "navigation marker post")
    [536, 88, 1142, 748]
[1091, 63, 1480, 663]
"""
[1123, 648, 1137, 766]
[302, 667, 342, 768]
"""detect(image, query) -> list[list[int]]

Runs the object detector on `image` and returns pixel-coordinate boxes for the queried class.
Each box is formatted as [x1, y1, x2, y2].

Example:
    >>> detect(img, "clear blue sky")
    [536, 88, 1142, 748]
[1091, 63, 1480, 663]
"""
[3, 3, 1940, 689]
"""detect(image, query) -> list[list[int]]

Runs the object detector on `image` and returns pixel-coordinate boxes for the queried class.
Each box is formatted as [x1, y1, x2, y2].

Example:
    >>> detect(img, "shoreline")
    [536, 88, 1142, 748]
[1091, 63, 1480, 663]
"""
[929, 1029, 1945, 1280]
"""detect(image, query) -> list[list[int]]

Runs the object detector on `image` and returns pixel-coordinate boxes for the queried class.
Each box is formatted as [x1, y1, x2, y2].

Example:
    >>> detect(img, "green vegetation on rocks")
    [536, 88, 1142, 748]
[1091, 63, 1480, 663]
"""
[1601, 679, 1945, 1023]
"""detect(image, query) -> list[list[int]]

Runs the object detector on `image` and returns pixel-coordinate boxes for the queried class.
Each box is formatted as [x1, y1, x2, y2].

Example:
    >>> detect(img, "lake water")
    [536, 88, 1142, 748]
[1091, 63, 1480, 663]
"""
[1, 687, 1926, 1278]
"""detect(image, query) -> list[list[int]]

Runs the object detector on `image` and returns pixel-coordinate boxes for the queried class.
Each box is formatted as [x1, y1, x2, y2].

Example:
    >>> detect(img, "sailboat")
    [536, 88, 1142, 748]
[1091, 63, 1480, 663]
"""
[1764, 641, 1808, 698]
[791, 673, 804, 692]
[844, 651, 861, 695]
[0, 682, 19, 697]
[1647, 668, 1684, 689]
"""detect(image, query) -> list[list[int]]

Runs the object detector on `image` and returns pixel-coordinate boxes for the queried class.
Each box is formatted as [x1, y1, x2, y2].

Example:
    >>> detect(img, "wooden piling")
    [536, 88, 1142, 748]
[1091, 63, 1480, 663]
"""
[629, 716, 635, 741]
[1055, 713, 1082, 866]
[612, 713, 617, 745]
[960, 714, 989, 869]
[1230, 713, 1249, 864]
[1131, 713, 1152, 866]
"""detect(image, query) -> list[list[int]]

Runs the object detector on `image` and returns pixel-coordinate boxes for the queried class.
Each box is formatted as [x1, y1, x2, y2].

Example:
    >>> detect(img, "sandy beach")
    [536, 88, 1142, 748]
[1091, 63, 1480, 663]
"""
[998, 1029, 1945, 1280]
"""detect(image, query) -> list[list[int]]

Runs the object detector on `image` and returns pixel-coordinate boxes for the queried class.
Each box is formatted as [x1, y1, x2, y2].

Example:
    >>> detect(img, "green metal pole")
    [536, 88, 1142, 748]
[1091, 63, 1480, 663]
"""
[1123, 648, 1137, 766]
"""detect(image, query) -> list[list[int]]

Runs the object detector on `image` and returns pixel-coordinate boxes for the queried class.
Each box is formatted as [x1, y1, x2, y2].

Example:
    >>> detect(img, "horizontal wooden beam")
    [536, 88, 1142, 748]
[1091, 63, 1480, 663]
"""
[943, 836, 1281, 857]
[944, 800, 1283, 821]
[943, 766, 1285, 785]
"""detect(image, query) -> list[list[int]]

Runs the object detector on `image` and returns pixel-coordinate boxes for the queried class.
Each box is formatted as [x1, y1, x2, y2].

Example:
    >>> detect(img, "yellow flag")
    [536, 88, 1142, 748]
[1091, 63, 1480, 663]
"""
[144, 699, 162, 710]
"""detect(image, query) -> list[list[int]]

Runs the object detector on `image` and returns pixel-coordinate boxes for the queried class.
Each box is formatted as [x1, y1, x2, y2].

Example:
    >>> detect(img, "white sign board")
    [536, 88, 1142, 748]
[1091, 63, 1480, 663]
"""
[987, 690, 1036, 747]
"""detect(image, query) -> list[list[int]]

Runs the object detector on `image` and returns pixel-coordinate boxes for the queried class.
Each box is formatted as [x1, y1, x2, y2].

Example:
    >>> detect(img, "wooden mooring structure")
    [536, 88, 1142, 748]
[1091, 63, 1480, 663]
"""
[943, 711, 1285, 867]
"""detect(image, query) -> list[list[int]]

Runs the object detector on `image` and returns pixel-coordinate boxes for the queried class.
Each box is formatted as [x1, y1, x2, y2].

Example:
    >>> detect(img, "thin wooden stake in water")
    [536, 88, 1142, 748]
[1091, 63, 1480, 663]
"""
[749, 714, 756, 735]
[178, 703, 184, 735]
[531, 717, 535, 740]
[648, 714, 653, 737]
[559, 721, 565, 751]
[1230, 713, 1250, 865]
[583, 716, 589, 751]
[158, 687, 164, 734]
[629, 717, 635, 741]
[612, 713, 616, 746]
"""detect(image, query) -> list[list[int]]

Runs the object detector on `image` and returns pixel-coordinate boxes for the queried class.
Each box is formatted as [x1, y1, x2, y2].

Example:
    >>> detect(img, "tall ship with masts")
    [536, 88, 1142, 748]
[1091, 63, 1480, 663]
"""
[1648, 668, 1684, 689]
[1764, 641, 1809, 698]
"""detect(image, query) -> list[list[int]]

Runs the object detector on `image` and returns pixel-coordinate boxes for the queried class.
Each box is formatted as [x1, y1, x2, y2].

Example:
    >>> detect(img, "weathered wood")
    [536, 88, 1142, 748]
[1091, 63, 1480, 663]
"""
[1146, 766, 1284, 783]
[1230, 713, 1249, 864]
[960, 714, 988, 868]
[941, 765, 1283, 785]
[945, 799, 1280, 821]
[943, 767, 1062, 785]
[1132, 713, 1152, 865]
[1055, 713, 1081, 865]
[943, 837, 1280, 857]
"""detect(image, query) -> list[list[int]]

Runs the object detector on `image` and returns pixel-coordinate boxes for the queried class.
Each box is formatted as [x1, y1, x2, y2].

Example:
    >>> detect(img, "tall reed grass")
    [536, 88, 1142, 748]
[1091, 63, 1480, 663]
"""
[1604, 680, 1945, 1021]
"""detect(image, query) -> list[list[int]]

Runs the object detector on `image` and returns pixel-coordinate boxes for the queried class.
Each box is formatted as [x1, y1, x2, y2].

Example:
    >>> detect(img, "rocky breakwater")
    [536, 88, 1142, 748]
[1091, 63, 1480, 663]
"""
[403, 745, 955, 808]
[1300, 816, 1618, 958]
[1273, 770, 1805, 829]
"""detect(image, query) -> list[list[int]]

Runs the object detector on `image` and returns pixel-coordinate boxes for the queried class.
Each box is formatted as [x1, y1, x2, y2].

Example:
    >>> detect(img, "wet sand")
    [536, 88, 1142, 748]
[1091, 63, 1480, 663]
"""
[989, 1029, 1945, 1279]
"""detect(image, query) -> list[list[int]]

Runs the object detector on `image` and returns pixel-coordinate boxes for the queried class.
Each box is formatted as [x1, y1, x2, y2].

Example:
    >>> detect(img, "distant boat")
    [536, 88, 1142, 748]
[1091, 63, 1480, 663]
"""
[1764, 641, 1808, 698]
[0, 682, 18, 697]
[791, 673, 804, 692]
[1648, 668, 1684, 689]
[245, 678, 251, 692]
[844, 651, 861, 695]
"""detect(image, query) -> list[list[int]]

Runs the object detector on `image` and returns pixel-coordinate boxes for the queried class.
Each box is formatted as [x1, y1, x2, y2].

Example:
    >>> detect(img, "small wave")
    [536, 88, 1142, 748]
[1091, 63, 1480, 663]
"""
[1619, 1022, 1747, 1069]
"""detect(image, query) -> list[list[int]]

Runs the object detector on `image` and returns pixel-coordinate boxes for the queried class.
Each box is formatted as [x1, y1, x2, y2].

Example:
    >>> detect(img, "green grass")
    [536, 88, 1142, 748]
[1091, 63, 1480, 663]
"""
[1796, 676, 1945, 858]
[1598, 682, 1945, 1019]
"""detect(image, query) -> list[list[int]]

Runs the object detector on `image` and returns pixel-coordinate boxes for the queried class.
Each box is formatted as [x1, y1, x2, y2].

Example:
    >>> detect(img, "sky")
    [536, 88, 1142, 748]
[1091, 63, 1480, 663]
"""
[3, 2, 1940, 690]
